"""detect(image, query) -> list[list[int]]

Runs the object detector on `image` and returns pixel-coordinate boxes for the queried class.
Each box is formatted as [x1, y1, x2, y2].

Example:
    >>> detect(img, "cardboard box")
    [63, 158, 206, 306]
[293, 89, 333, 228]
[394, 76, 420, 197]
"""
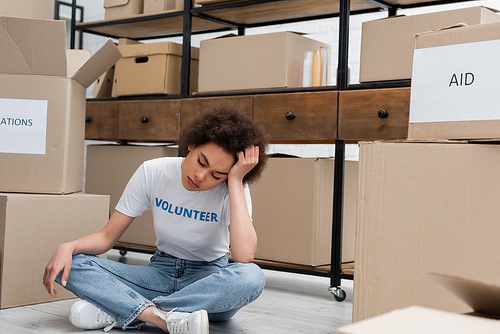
[249, 157, 358, 267]
[359, 6, 500, 83]
[0, 17, 121, 194]
[113, 41, 199, 96]
[144, 0, 183, 14]
[85, 144, 178, 247]
[340, 273, 500, 333]
[198, 32, 330, 92]
[92, 66, 115, 98]
[408, 22, 500, 140]
[0, 193, 110, 309]
[354, 140, 500, 322]
[104, 0, 144, 20]
[196, 0, 235, 5]
[0, 0, 54, 20]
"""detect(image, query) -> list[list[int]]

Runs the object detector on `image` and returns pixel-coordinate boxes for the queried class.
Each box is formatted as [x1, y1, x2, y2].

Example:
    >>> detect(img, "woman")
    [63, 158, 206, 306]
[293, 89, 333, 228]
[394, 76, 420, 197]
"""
[43, 106, 269, 333]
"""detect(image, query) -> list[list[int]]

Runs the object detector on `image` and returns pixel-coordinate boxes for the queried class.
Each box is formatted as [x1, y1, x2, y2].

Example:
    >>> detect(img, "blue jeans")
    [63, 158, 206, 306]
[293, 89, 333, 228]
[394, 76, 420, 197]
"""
[56, 251, 266, 330]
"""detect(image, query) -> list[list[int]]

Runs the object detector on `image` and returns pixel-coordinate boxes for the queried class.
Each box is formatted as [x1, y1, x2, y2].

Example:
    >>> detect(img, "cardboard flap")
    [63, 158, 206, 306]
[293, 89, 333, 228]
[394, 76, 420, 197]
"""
[427, 272, 500, 317]
[414, 22, 468, 38]
[104, 0, 129, 9]
[0, 16, 67, 76]
[71, 39, 122, 88]
[66, 50, 91, 77]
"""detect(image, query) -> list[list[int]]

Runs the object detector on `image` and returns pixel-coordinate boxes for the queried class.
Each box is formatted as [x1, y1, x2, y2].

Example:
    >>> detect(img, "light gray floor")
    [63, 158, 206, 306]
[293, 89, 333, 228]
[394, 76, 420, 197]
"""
[0, 250, 353, 333]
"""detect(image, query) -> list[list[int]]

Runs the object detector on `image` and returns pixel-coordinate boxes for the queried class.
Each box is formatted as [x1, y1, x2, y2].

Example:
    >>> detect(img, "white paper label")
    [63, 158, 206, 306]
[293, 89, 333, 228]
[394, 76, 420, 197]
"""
[0, 98, 48, 154]
[410, 39, 500, 123]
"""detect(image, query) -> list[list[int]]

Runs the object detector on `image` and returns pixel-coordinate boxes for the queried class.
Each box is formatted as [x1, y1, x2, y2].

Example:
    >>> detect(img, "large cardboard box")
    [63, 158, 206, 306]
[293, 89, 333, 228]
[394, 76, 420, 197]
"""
[104, 0, 144, 20]
[359, 6, 500, 83]
[408, 22, 500, 140]
[198, 32, 330, 92]
[0, 193, 110, 309]
[0, 0, 54, 20]
[113, 41, 199, 96]
[250, 157, 358, 267]
[0, 17, 121, 194]
[85, 145, 178, 247]
[354, 140, 500, 322]
[341, 273, 500, 333]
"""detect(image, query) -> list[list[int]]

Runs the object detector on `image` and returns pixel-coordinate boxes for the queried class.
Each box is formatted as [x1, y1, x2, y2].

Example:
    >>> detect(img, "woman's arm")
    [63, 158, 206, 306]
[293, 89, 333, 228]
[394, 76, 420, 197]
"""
[43, 210, 134, 297]
[227, 146, 259, 263]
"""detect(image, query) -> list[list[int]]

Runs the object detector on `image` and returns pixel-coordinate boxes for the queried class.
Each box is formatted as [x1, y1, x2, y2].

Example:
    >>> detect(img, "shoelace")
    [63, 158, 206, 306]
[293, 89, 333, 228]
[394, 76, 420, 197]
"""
[152, 308, 190, 334]
[97, 311, 118, 332]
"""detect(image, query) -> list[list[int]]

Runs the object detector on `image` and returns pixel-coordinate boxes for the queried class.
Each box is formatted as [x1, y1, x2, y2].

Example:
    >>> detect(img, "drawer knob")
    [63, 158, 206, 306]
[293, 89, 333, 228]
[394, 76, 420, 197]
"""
[140, 116, 149, 123]
[378, 109, 389, 119]
[85, 116, 92, 124]
[285, 112, 296, 120]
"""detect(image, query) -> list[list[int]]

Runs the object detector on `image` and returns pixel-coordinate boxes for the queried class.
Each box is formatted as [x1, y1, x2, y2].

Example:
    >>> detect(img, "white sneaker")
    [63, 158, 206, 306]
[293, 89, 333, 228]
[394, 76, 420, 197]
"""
[69, 299, 118, 332]
[153, 308, 209, 334]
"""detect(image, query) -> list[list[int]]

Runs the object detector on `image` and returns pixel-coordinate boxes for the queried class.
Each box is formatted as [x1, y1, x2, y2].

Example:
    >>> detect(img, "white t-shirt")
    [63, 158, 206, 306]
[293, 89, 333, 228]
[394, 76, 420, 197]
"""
[115, 157, 252, 262]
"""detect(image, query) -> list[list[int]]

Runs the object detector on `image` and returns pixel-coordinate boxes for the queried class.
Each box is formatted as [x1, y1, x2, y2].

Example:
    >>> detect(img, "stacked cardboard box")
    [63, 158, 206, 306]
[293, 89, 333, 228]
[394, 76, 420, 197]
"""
[0, 0, 54, 20]
[144, 0, 185, 14]
[104, 0, 144, 20]
[359, 6, 500, 83]
[198, 32, 330, 92]
[0, 16, 120, 308]
[249, 157, 358, 267]
[112, 41, 199, 96]
[351, 19, 500, 327]
[85, 145, 178, 247]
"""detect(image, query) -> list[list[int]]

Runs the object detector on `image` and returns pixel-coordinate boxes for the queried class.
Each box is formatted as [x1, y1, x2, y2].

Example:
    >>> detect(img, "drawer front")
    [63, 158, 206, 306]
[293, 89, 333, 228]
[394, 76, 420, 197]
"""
[338, 88, 410, 140]
[253, 91, 337, 142]
[118, 100, 180, 142]
[180, 96, 253, 131]
[85, 100, 118, 141]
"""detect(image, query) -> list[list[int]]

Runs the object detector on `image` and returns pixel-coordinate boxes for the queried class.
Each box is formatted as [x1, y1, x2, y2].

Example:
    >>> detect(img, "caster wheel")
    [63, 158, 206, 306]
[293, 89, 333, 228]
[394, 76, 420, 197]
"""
[329, 286, 347, 302]
[119, 250, 128, 256]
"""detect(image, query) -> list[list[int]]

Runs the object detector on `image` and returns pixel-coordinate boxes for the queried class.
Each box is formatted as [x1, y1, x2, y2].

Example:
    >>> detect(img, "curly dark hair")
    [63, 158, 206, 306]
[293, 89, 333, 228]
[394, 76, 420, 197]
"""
[178, 106, 269, 184]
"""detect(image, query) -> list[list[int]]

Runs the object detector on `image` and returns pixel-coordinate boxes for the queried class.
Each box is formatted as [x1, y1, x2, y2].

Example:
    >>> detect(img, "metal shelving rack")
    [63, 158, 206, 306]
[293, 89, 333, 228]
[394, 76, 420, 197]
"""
[66, 0, 477, 301]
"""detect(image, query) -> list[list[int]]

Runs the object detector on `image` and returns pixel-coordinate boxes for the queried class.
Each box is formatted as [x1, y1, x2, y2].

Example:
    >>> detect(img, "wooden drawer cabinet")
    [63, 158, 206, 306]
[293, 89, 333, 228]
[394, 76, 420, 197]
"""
[117, 100, 180, 142]
[253, 91, 338, 142]
[180, 96, 253, 131]
[85, 100, 118, 141]
[338, 88, 410, 141]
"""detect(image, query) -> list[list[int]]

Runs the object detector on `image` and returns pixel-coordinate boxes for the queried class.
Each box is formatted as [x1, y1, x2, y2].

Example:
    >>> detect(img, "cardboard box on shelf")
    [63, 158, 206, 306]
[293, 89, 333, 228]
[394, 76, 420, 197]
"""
[198, 32, 331, 92]
[0, 193, 110, 309]
[354, 140, 500, 322]
[340, 273, 500, 333]
[113, 41, 199, 96]
[359, 6, 500, 83]
[195, 0, 235, 5]
[249, 157, 358, 267]
[104, 0, 144, 20]
[408, 21, 500, 140]
[0, 0, 54, 20]
[144, 0, 184, 14]
[92, 66, 115, 98]
[0, 16, 121, 194]
[85, 144, 178, 247]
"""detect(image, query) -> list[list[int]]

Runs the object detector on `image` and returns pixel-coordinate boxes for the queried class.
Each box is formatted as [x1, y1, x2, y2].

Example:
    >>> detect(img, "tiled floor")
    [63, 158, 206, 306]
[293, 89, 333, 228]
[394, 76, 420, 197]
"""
[0, 250, 353, 333]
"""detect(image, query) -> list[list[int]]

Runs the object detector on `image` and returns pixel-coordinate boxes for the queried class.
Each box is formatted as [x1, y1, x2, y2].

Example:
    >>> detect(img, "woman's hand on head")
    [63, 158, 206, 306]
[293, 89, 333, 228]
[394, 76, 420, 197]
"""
[228, 145, 259, 184]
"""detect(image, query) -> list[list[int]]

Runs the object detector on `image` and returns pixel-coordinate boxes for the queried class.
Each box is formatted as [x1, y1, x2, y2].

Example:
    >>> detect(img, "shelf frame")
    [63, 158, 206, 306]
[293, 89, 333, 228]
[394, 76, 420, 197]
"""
[71, 0, 477, 298]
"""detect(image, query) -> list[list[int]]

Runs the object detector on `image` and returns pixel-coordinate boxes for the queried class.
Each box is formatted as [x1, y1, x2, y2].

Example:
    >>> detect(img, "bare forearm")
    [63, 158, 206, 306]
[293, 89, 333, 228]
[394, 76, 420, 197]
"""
[228, 179, 257, 263]
[70, 210, 134, 256]
[65, 231, 114, 256]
